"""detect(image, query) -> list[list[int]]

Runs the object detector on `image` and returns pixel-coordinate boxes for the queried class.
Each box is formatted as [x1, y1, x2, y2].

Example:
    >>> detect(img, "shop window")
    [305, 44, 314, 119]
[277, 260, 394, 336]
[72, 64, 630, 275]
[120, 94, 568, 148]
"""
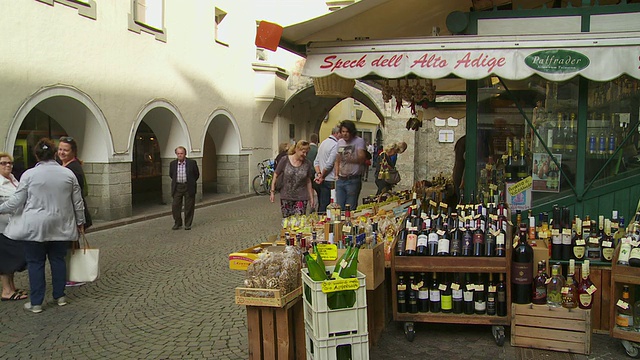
[214, 7, 229, 46]
[585, 75, 640, 188]
[128, 0, 167, 42]
[36, 0, 97, 20]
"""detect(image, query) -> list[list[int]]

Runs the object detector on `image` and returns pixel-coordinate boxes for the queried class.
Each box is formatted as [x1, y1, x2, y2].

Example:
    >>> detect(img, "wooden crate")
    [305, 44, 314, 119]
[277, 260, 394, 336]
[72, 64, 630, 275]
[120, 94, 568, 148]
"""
[246, 294, 305, 360]
[236, 287, 302, 308]
[511, 303, 591, 355]
[366, 282, 386, 347]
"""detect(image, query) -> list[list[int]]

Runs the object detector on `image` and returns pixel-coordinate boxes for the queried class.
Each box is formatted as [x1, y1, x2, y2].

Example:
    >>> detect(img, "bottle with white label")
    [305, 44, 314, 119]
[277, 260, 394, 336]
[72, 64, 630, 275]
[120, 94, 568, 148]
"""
[452, 273, 464, 314]
[577, 260, 595, 309]
[474, 273, 486, 315]
[572, 216, 585, 260]
[618, 236, 632, 266]
[429, 272, 441, 313]
[547, 264, 565, 308]
[418, 272, 429, 313]
[463, 273, 475, 315]
[600, 218, 615, 262]
[616, 285, 634, 331]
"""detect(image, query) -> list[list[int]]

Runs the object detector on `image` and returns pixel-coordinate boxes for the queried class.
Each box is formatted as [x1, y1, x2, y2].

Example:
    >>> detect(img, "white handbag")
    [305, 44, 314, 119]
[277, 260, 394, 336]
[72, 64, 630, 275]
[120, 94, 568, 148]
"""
[67, 234, 100, 282]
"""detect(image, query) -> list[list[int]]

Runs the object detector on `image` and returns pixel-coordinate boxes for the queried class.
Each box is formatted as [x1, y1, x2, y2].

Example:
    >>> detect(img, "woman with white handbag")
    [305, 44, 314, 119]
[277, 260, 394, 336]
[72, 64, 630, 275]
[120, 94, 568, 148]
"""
[0, 138, 85, 314]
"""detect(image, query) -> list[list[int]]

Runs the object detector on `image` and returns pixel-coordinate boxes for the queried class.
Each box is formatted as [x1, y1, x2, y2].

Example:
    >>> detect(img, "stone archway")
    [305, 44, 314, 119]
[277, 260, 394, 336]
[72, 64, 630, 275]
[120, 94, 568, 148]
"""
[202, 109, 247, 194]
[7, 85, 122, 220]
[129, 100, 195, 208]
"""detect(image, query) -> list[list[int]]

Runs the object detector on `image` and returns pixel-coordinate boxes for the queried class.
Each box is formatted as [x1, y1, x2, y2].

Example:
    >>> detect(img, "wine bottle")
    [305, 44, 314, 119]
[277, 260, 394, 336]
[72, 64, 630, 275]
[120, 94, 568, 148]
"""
[304, 252, 328, 281]
[462, 216, 473, 257]
[561, 207, 572, 260]
[418, 272, 429, 313]
[326, 190, 340, 221]
[417, 220, 429, 256]
[473, 207, 485, 257]
[408, 273, 419, 313]
[452, 273, 464, 314]
[495, 218, 506, 257]
[516, 136, 529, 180]
[474, 273, 486, 315]
[561, 259, 578, 309]
[551, 205, 562, 260]
[598, 113, 607, 157]
[312, 242, 326, 274]
[572, 216, 585, 260]
[609, 113, 617, 155]
[437, 211, 451, 256]
[485, 216, 496, 257]
[615, 285, 634, 330]
[505, 138, 515, 182]
[405, 217, 418, 256]
[532, 260, 548, 305]
[497, 273, 507, 317]
[512, 223, 534, 304]
[428, 216, 440, 256]
[587, 217, 601, 261]
[552, 113, 564, 154]
[577, 259, 595, 309]
[547, 264, 565, 308]
[618, 236, 632, 266]
[396, 219, 410, 256]
[441, 273, 453, 313]
[565, 113, 577, 156]
[429, 272, 441, 313]
[486, 273, 497, 316]
[463, 273, 475, 315]
[600, 218, 615, 262]
[397, 274, 407, 313]
[450, 213, 462, 256]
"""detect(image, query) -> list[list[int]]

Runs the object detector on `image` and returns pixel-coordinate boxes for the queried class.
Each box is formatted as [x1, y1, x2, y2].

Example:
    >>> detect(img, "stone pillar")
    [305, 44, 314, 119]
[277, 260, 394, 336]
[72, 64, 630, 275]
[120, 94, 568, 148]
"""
[161, 157, 204, 205]
[216, 154, 249, 194]
[84, 162, 132, 221]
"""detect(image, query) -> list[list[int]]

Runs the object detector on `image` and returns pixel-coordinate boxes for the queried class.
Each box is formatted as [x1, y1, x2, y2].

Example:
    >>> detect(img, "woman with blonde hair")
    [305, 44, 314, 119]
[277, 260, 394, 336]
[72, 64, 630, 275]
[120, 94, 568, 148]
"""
[0, 152, 27, 301]
[270, 140, 315, 217]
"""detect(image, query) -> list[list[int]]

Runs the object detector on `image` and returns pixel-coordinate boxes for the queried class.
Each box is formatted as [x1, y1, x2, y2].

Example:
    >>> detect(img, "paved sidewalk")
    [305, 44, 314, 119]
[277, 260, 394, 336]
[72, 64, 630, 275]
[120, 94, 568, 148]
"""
[0, 177, 630, 359]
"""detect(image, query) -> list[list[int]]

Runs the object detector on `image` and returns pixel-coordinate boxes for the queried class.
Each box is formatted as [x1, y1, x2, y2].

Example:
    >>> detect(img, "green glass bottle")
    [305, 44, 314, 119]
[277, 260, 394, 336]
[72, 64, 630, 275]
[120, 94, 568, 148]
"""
[304, 252, 327, 281]
[312, 242, 326, 274]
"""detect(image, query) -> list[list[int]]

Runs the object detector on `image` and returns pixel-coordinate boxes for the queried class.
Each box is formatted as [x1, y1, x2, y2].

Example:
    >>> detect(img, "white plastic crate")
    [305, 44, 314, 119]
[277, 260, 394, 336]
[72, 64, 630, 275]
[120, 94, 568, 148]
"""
[305, 324, 369, 360]
[302, 266, 368, 339]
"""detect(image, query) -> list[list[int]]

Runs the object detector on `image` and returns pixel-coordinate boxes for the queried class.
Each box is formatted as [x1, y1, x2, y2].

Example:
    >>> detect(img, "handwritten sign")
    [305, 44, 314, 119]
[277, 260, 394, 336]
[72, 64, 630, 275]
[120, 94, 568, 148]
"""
[315, 244, 338, 261]
[322, 278, 360, 293]
[508, 176, 533, 197]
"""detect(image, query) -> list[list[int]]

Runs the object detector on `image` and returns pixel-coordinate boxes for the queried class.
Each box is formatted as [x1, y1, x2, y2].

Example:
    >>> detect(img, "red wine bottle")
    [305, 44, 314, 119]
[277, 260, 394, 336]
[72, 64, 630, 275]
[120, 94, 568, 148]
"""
[551, 205, 562, 260]
[463, 272, 475, 315]
[452, 272, 464, 314]
[418, 272, 429, 313]
[512, 223, 534, 304]
[496, 273, 507, 316]
[397, 274, 407, 313]
[429, 272, 441, 313]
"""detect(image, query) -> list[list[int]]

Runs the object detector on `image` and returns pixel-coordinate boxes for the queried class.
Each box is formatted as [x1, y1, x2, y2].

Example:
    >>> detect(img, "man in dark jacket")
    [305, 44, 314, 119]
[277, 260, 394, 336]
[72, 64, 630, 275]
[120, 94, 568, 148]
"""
[169, 146, 200, 230]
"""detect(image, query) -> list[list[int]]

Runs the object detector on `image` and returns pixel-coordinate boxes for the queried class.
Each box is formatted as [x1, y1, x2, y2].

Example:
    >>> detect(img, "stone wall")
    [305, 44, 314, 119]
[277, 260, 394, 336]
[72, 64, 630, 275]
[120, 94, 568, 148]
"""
[216, 154, 250, 194]
[84, 162, 132, 221]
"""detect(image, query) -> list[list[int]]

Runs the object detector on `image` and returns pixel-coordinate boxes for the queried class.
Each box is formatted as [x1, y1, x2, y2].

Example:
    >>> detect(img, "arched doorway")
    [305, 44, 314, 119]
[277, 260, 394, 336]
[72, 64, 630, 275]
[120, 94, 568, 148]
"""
[202, 110, 246, 194]
[131, 121, 162, 206]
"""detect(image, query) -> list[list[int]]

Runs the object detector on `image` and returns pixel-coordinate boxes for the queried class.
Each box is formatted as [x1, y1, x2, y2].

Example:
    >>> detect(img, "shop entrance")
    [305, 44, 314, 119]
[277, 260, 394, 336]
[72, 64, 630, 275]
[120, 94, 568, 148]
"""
[131, 121, 162, 206]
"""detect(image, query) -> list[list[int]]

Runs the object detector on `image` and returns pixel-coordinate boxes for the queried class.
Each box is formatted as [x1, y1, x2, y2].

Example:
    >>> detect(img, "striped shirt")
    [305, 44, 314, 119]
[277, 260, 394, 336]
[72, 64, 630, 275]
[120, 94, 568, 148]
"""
[177, 161, 187, 183]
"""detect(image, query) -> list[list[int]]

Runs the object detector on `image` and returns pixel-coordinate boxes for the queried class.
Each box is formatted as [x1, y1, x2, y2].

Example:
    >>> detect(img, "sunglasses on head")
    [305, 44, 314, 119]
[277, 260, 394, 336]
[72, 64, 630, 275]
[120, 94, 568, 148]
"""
[59, 136, 74, 142]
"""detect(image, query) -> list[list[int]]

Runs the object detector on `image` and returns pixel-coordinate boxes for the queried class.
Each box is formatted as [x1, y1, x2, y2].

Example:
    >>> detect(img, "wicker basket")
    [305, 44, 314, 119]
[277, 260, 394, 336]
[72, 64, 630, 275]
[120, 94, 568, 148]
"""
[313, 74, 355, 98]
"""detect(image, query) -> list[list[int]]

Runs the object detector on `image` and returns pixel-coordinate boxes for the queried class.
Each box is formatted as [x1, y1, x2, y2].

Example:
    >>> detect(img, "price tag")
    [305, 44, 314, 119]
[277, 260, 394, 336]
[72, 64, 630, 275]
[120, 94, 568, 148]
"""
[488, 285, 497, 293]
[466, 284, 475, 291]
[513, 235, 519, 249]
[589, 237, 599, 244]
[421, 213, 429, 220]
[316, 244, 338, 261]
[429, 200, 437, 207]
[539, 231, 548, 239]
[437, 230, 446, 236]
[397, 284, 407, 291]
[340, 259, 348, 269]
[440, 202, 448, 209]
[551, 229, 560, 236]
[322, 278, 360, 293]
[489, 184, 498, 191]
[587, 285, 597, 295]
[451, 283, 460, 291]
[561, 287, 569, 294]
[411, 284, 420, 291]
[342, 225, 352, 234]
[416, 281, 424, 288]
[617, 300, 630, 310]
[576, 240, 586, 246]
[545, 278, 551, 285]
[562, 229, 571, 235]
[438, 284, 447, 291]
[502, 154, 509, 160]
[632, 240, 640, 247]
[475, 284, 485, 292]
[602, 241, 612, 247]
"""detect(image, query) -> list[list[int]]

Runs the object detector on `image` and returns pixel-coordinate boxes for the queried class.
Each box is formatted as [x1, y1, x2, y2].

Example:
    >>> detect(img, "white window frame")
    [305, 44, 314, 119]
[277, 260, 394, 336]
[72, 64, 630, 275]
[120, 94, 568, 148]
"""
[37, 0, 97, 20]
[128, 0, 167, 42]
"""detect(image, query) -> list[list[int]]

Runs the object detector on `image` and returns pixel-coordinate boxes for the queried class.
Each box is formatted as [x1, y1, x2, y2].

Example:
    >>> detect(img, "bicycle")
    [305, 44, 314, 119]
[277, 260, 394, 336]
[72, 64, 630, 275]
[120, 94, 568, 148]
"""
[252, 159, 274, 195]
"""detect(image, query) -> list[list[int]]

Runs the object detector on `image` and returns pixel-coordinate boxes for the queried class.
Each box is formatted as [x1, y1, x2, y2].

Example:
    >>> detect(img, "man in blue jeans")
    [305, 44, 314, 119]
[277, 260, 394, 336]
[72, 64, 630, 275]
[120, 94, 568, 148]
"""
[334, 120, 366, 210]
[314, 127, 341, 214]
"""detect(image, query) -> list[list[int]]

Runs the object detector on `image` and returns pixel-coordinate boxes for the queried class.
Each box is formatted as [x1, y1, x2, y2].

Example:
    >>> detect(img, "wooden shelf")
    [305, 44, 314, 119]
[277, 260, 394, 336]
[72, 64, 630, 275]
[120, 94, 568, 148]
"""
[610, 327, 640, 342]
[394, 256, 508, 273]
[395, 312, 510, 326]
[610, 242, 640, 343]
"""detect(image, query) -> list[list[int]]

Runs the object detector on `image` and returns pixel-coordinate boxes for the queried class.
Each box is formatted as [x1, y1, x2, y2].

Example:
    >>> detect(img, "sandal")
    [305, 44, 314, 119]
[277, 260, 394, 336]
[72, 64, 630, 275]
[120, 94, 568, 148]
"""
[1, 291, 28, 301]
[15, 288, 28, 295]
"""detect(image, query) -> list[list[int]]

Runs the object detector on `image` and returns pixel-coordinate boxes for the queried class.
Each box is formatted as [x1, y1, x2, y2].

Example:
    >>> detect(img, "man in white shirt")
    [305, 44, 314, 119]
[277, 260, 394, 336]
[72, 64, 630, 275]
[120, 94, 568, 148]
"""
[334, 120, 366, 209]
[313, 127, 341, 213]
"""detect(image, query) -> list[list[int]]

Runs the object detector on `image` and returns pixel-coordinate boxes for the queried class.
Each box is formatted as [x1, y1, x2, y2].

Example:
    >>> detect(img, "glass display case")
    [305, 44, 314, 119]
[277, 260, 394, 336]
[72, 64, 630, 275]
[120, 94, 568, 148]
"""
[474, 74, 640, 211]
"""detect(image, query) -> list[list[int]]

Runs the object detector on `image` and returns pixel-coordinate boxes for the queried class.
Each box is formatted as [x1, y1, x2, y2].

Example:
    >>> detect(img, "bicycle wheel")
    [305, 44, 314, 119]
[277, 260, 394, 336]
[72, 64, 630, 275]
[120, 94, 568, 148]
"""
[252, 175, 268, 195]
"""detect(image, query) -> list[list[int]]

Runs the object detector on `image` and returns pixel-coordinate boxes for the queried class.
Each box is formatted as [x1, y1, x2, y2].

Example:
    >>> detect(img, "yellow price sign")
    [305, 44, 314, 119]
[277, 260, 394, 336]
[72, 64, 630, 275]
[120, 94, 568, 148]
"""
[321, 278, 360, 293]
[508, 176, 532, 196]
[316, 243, 338, 261]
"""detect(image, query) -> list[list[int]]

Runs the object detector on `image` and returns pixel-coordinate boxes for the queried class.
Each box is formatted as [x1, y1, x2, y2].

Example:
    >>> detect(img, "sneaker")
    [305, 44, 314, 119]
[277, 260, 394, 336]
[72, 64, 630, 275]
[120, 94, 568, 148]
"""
[57, 297, 67, 306]
[24, 302, 43, 313]
[66, 281, 85, 287]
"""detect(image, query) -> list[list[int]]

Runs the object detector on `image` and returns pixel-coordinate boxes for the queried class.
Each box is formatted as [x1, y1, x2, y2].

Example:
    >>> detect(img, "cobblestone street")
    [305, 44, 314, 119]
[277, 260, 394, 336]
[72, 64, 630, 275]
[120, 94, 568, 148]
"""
[0, 180, 632, 359]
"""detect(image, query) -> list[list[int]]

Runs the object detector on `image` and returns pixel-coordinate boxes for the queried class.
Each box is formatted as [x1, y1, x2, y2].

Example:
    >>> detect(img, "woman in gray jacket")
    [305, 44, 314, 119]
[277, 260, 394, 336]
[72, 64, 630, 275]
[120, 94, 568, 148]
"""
[0, 138, 85, 313]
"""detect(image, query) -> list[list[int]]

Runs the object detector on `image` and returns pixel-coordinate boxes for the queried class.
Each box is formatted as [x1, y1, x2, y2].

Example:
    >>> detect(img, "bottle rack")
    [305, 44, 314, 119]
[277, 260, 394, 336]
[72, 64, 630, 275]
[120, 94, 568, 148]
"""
[390, 216, 513, 345]
[609, 243, 640, 358]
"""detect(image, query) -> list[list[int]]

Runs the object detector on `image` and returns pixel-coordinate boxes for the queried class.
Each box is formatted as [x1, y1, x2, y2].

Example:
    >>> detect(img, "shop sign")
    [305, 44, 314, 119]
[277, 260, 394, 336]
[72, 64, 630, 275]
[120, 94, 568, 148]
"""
[303, 46, 640, 81]
[524, 50, 590, 74]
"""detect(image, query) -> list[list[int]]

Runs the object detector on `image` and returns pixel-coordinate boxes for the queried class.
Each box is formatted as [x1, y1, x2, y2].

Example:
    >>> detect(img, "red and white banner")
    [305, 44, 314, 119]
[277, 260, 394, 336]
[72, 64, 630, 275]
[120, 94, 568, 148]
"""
[302, 46, 640, 81]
